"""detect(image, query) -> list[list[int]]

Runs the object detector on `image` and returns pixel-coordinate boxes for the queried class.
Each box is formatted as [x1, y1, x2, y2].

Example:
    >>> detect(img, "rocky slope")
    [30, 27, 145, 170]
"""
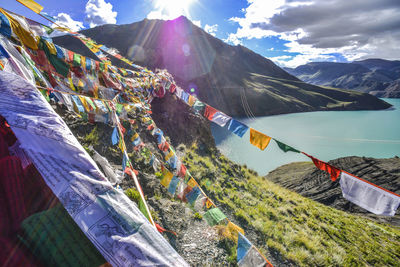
[51, 96, 400, 266]
[265, 156, 400, 226]
[53, 17, 391, 116]
[285, 59, 400, 98]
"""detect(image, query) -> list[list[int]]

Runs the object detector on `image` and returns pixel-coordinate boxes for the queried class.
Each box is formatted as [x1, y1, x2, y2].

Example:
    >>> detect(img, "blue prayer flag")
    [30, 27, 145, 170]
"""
[111, 127, 119, 145]
[186, 186, 201, 205]
[228, 119, 249, 138]
[168, 176, 180, 195]
[237, 233, 252, 263]
[71, 95, 85, 113]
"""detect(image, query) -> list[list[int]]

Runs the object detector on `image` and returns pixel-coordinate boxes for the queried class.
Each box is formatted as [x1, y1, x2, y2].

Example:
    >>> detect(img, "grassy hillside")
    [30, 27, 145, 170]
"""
[182, 145, 400, 266]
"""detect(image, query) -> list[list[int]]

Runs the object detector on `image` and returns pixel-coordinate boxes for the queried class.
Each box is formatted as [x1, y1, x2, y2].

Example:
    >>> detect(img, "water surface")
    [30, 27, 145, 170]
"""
[212, 98, 400, 175]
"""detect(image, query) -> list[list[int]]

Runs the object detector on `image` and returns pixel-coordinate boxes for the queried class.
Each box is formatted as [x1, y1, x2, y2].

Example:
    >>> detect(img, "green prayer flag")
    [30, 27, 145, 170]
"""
[138, 199, 150, 221]
[274, 139, 300, 153]
[85, 97, 96, 110]
[192, 100, 205, 113]
[42, 25, 54, 35]
[116, 103, 124, 114]
[73, 53, 81, 67]
[203, 208, 226, 226]
[40, 39, 69, 77]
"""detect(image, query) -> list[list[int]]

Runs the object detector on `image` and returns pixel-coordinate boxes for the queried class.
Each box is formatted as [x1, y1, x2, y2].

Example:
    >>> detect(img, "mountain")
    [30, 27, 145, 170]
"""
[53, 16, 391, 116]
[265, 156, 400, 226]
[285, 59, 400, 98]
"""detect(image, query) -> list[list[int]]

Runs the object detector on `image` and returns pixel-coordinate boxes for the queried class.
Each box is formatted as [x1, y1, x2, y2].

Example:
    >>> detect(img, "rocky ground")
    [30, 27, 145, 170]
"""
[265, 156, 400, 226]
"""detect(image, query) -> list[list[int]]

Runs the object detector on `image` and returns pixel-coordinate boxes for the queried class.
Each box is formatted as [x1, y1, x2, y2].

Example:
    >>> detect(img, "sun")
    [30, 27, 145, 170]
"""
[153, 0, 196, 19]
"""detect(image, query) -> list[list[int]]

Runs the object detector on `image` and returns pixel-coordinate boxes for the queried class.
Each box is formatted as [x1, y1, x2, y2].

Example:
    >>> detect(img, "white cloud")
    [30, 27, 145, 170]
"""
[192, 20, 202, 27]
[204, 24, 218, 36]
[224, 33, 242, 46]
[53, 13, 84, 32]
[227, 0, 400, 66]
[85, 0, 117, 28]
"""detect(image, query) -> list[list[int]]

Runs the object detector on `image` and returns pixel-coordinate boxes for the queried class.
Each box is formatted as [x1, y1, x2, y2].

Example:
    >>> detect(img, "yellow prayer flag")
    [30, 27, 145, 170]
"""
[68, 77, 76, 91]
[44, 40, 57, 55]
[78, 96, 90, 112]
[165, 149, 174, 161]
[0, 8, 38, 49]
[187, 177, 197, 188]
[81, 56, 86, 70]
[222, 222, 244, 242]
[118, 137, 125, 152]
[17, 0, 43, 14]
[249, 128, 271, 151]
[131, 132, 139, 141]
[160, 169, 173, 187]
[205, 199, 213, 209]
[188, 95, 196, 107]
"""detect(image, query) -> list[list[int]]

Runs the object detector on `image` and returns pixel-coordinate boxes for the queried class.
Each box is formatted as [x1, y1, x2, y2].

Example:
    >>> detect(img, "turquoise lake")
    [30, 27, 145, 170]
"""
[212, 98, 400, 176]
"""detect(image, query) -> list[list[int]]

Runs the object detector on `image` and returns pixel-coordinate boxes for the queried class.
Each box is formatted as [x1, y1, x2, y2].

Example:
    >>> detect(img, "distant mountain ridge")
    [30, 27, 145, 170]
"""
[54, 16, 391, 115]
[285, 59, 400, 98]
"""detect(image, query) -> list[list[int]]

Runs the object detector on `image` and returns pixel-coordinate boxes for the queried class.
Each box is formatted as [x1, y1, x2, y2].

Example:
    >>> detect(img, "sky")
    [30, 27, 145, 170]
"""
[2, 0, 400, 68]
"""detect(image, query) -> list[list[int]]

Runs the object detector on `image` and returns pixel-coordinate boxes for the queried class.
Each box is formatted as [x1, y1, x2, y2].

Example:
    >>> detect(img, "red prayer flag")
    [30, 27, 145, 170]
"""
[302, 152, 341, 181]
[169, 84, 176, 93]
[204, 105, 217, 121]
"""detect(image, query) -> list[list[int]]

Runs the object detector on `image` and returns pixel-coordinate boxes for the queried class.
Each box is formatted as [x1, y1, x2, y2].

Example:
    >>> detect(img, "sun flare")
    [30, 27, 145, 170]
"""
[153, 0, 196, 19]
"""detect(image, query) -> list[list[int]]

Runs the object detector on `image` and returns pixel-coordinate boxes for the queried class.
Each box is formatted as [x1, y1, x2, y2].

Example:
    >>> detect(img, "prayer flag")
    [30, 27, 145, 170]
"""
[17, 0, 43, 14]
[160, 169, 173, 188]
[204, 105, 217, 121]
[223, 222, 244, 242]
[192, 100, 205, 113]
[78, 96, 90, 112]
[237, 233, 252, 263]
[239, 246, 270, 267]
[71, 95, 84, 113]
[168, 176, 180, 195]
[274, 139, 300, 153]
[181, 91, 189, 103]
[340, 172, 400, 216]
[178, 164, 187, 178]
[186, 186, 201, 205]
[188, 95, 196, 107]
[111, 127, 119, 145]
[302, 152, 341, 181]
[212, 112, 231, 127]
[203, 208, 226, 226]
[249, 128, 271, 151]
[169, 84, 176, 93]
[228, 119, 249, 138]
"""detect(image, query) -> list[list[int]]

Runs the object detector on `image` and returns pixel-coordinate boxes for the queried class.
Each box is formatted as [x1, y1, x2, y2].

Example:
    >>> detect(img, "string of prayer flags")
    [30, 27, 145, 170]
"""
[228, 119, 249, 138]
[274, 139, 300, 153]
[237, 233, 272, 267]
[249, 128, 271, 151]
[203, 207, 227, 226]
[302, 152, 341, 181]
[340, 172, 400, 216]
[204, 105, 218, 121]
[212, 111, 231, 127]
[111, 127, 119, 145]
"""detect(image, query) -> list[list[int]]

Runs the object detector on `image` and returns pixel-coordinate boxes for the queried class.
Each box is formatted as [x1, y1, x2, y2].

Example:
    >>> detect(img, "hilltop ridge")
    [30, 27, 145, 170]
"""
[53, 16, 391, 116]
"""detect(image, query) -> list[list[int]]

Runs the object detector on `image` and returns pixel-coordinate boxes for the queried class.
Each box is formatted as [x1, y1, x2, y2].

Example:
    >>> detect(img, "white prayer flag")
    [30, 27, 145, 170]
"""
[212, 111, 231, 127]
[340, 172, 400, 216]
